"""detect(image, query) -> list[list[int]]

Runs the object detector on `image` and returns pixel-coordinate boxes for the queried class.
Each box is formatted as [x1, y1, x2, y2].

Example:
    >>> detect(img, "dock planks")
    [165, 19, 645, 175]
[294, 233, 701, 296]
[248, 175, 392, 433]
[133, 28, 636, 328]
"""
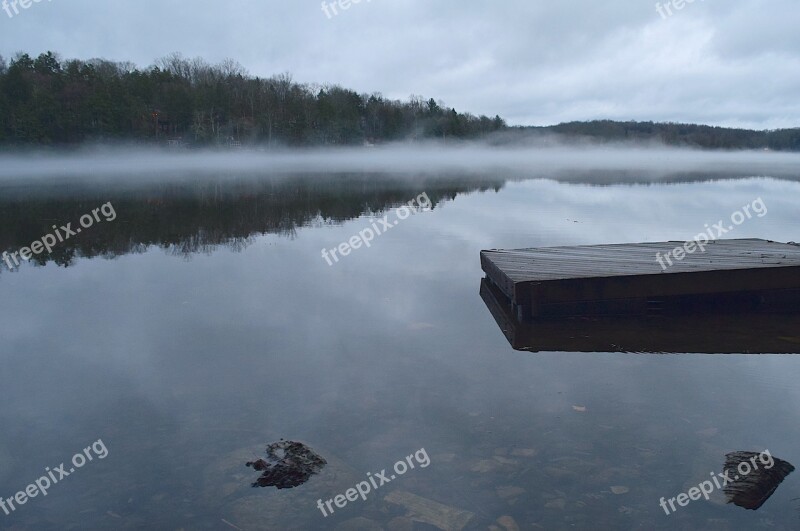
[480, 239, 800, 319]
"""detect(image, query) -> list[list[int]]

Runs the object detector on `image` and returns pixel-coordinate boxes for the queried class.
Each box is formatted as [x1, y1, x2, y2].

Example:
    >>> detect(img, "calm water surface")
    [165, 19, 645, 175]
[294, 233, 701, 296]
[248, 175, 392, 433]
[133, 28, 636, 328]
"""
[1, 169, 800, 530]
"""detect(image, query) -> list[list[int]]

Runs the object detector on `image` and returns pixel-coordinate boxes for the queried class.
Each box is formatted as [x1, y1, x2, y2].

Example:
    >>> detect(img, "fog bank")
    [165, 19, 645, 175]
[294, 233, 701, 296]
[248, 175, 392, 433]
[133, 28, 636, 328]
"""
[0, 144, 798, 184]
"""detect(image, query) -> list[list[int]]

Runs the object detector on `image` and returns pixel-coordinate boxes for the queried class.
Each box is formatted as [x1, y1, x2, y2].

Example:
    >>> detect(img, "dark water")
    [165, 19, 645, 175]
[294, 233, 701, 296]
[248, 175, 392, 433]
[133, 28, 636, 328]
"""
[2, 169, 800, 530]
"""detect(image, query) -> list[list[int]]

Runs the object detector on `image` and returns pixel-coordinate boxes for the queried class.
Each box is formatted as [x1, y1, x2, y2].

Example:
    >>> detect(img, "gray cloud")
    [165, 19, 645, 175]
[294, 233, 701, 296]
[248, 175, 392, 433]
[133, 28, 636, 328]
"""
[1, 0, 798, 128]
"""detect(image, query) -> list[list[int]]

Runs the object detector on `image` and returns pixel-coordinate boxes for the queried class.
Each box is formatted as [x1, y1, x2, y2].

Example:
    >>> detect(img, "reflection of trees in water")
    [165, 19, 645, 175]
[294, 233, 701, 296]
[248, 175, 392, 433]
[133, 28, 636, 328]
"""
[164, 233, 258, 259]
[0, 175, 505, 270]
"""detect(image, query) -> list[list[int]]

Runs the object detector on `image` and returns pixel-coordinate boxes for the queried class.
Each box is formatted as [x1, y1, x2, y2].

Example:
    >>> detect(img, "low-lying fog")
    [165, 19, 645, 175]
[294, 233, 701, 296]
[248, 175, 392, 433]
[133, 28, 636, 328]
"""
[0, 143, 799, 185]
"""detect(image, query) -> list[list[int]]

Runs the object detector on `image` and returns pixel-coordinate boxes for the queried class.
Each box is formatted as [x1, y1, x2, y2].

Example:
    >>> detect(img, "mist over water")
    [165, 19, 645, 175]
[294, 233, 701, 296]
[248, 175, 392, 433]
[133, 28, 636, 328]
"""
[2, 149, 800, 530]
[1, 144, 799, 185]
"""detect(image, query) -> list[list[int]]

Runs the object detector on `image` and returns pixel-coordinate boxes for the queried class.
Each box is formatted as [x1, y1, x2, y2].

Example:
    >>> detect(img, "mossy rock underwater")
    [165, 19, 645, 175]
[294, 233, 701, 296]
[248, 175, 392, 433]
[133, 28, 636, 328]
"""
[203, 441, 365, 529]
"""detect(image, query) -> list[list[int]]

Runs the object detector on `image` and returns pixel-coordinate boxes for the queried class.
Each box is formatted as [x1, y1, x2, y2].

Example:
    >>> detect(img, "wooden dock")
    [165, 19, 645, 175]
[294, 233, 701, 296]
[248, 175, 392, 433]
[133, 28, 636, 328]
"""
[480, 239, 800, 320]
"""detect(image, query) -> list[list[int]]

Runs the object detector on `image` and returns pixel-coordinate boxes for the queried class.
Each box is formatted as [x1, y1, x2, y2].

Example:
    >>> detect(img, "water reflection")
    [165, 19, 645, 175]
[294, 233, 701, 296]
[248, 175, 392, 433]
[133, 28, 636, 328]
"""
[2, 170, 800, 529]
[2, 169, 797, 272]
[0, 174, 503, 271]
[480, 279, 800, 353]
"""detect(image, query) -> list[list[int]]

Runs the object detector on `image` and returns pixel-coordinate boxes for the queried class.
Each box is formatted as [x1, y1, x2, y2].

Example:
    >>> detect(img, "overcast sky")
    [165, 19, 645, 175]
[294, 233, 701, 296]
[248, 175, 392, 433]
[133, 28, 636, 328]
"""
[1, 0, 798, 129]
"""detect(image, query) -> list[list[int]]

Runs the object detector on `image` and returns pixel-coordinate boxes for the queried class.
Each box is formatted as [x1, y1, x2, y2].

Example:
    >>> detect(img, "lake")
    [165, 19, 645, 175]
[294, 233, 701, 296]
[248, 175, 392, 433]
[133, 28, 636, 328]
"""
[2, 152, 800, 530]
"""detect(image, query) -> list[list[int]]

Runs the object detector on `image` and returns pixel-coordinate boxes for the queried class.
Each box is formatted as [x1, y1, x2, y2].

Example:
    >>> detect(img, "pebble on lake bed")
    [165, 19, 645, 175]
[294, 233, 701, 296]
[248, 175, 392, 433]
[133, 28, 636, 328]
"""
[496, 515, 521, 531]
[384, 490, 475, 530]
[510, 448, 537, 457]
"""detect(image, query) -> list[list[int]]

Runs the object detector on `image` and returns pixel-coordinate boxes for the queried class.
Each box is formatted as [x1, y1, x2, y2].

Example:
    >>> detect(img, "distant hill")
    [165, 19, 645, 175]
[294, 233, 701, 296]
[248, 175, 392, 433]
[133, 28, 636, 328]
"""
[513, 120, 800, 151]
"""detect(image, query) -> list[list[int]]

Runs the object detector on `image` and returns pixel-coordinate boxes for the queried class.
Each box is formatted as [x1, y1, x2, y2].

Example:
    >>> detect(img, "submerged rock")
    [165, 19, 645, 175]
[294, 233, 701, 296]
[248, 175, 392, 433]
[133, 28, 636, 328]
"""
[722, 451, 795, 510]
[246, 440, 327, 489]
[334, 516, 384, 530]
[496, 515, 521, 531]
[510, 448, 537, 458]
[204, 442, 362, 530]
[384, 490, 475, 530]
[496, 486, 526, 499]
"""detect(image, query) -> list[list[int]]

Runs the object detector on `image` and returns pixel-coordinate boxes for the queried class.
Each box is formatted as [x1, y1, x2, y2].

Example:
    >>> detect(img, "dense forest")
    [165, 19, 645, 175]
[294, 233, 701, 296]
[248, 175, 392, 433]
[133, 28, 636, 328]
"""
[1, 51, 799, 150]
[0, 51, 506, 146]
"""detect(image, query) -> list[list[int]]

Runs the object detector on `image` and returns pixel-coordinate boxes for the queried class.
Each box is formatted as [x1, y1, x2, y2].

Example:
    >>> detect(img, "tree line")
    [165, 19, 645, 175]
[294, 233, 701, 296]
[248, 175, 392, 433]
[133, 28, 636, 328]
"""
[1, 51, 798, 150]
[0, 51, 506, 146]
[522, 120, 800, 151]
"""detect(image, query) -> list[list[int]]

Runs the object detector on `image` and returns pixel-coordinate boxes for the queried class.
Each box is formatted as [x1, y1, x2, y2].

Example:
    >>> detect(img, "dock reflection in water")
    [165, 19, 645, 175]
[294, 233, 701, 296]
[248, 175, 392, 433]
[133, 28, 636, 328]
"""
[480, 278, 800, 354]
